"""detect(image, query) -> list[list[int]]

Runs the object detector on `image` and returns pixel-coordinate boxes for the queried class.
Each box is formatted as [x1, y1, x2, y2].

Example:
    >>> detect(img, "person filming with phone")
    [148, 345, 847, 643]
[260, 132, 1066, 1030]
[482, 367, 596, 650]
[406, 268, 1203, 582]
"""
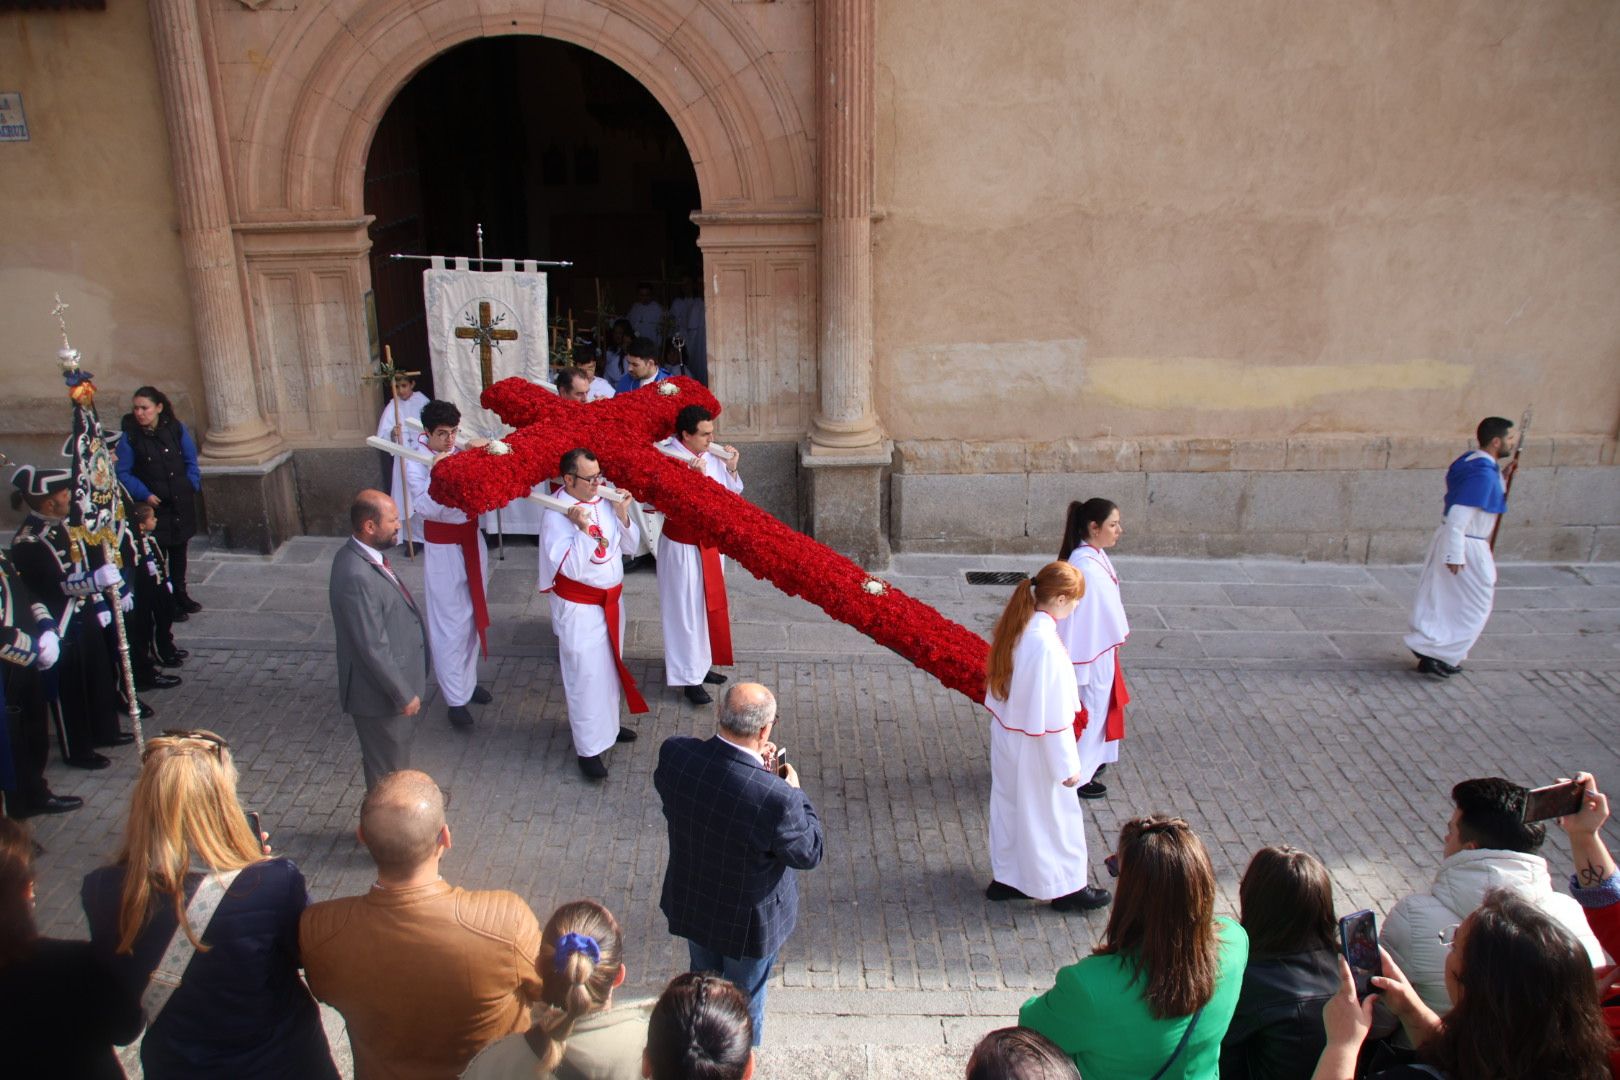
[1378, 776, 1604, 1021]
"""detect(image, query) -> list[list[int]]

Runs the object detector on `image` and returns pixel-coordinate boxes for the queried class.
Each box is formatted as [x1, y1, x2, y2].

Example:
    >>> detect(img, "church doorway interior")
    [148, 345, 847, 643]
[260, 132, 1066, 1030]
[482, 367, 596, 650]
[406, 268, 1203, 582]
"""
[363, 35, 703, 406]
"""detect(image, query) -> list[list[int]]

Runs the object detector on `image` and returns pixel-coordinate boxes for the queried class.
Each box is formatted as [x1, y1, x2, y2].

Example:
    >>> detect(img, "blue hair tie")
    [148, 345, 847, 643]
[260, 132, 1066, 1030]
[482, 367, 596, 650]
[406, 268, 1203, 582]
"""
[554, 932, 601, 972]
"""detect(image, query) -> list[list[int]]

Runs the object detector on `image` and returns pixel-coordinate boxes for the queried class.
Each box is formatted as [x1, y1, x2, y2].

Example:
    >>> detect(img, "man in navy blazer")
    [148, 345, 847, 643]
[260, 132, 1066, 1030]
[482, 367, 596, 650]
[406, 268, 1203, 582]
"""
[654, 682, 823, 1045]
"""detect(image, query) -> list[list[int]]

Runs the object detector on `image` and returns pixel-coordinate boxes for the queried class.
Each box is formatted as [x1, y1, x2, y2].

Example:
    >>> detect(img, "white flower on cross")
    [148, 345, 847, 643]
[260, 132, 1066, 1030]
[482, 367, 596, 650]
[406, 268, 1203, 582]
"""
[488, 440, 512, 456]
[862, 577, 888, 596]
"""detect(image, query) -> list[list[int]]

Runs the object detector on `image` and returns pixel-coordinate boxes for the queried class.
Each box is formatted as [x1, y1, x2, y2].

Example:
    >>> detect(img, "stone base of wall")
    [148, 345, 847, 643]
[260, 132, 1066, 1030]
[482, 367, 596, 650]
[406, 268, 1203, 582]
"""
[892, 437, 1620, 563]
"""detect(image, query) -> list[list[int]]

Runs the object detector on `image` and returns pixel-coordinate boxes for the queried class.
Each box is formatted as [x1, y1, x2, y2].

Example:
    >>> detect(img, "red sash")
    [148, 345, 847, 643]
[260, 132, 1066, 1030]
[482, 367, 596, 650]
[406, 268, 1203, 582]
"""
[657, 518, 734, 667]
[550, 572, 649, 714]
[1074, 651, 1129, 742]
[422, 518, 489, 657]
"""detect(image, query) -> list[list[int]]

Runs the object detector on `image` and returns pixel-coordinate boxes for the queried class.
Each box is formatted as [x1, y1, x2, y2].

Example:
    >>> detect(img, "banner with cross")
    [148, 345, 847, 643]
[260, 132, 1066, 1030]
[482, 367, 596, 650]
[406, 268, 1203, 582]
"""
[424, 257, 549, 441]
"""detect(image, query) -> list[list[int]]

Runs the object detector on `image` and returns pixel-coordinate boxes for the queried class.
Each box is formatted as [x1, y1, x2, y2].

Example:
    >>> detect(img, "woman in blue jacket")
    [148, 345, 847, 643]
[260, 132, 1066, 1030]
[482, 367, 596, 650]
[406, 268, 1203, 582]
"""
[116, 386, 202, 615]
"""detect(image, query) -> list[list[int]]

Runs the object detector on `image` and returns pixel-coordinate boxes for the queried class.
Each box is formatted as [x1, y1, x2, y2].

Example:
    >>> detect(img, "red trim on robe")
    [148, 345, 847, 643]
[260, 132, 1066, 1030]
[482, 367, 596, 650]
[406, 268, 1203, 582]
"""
[421, 518, 489, 657]
[659, 517, 734, 666]
[550, 572, 648, 714]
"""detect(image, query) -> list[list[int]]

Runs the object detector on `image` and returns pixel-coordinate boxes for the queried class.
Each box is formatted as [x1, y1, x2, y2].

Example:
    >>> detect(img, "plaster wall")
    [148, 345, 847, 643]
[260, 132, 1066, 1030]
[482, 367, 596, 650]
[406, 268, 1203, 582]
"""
[872, 0, 1620, 446]
[0, 7, 203, 453]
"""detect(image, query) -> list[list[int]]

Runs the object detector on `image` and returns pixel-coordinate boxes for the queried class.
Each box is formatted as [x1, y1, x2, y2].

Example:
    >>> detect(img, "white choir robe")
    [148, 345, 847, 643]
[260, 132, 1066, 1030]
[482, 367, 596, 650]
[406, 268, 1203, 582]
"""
[405, 444, 488, 708]
[987, 613, 1090, 900]
[627, 300, 666, 345]
[376, 392, 429, 542]
[1405, 497, 1500, 667]
[539, 491, 641, 758]
[655, 437, 744, 686]
[1057, 545, 1128, 784]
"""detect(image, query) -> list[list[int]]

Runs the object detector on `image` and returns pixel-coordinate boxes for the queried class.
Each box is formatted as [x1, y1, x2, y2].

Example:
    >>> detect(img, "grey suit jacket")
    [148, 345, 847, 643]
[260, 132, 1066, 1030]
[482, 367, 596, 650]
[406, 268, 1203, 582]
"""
[329, 539, 429, 718]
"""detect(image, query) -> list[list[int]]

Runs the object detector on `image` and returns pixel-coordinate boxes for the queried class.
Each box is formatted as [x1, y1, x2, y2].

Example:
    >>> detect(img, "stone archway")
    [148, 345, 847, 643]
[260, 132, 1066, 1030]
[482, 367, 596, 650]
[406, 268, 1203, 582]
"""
[215, 0, 819, 533]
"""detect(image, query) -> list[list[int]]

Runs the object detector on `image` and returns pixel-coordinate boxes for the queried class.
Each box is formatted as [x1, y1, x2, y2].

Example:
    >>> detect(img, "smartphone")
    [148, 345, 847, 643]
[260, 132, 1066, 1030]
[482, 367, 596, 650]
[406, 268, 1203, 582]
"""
[1522, 779, 1586, 823]
[244, 810, 262, 842]
[1339, 910, 1381, 999]
[773, 747, 790, 779]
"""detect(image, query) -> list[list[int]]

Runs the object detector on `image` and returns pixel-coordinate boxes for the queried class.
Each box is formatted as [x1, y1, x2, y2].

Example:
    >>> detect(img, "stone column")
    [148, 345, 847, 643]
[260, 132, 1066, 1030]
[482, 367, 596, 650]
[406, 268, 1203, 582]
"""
[805, 0, 892, 566]
[148, 0, 297, 551]
[146, 0, 282, 464]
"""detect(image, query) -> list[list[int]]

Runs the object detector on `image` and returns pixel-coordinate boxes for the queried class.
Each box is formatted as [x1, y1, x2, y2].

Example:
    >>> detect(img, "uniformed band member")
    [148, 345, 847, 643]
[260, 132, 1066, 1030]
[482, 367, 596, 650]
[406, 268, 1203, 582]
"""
[124, 502, 186, 691]
[0, 548, 82, 817]
[9, 466, 132, 768]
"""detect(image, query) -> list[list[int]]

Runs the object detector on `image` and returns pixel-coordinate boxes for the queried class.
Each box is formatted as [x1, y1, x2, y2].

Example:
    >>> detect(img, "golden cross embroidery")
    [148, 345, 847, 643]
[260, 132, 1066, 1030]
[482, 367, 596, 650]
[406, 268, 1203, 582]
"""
[453, 301, 520, 390]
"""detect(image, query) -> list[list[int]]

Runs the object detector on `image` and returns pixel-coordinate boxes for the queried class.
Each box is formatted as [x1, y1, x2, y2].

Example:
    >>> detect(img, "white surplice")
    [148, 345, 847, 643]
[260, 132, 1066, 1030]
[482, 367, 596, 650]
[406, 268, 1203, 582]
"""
[539, 491, 640, 757]
[654, 437, 744, 686]
[1056, 544, 1128, 783]
[405, 441, 488, 708]
[986, 612, 1089, 900]
[376, 392, 428, 542]
[1405, 454, 1502, 666]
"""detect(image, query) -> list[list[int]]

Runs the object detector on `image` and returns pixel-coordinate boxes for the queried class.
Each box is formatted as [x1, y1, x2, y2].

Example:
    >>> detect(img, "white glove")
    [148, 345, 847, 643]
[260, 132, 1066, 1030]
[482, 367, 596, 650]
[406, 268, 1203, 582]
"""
[35, 630, 59, 670]
[97, 608, 112, 628]
[93, 564, 122, 591]
[119, 591, 134, 613]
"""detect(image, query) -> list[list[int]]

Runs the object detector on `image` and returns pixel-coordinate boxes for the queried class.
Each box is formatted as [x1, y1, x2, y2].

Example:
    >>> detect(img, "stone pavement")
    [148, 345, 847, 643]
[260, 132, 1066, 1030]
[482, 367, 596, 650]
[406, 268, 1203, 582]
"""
[22, 537, 1620, 1078]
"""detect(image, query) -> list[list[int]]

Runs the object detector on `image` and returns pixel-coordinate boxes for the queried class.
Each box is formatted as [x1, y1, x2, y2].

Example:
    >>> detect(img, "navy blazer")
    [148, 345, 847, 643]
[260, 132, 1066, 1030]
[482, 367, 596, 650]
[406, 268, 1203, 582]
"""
[655, 735, 824, 960]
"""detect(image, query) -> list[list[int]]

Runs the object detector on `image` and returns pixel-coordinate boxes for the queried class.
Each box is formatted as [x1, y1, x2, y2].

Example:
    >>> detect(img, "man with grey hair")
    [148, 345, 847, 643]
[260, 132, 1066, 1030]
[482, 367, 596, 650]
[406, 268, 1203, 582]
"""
[653, 682, 824, 1045]
[301, 770, 543, 1077]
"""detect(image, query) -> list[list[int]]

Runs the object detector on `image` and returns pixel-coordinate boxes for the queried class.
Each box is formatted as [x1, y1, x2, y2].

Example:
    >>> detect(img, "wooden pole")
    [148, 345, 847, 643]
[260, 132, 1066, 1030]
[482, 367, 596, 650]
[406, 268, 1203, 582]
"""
[387, 346, 416, 559]
[101, 540, 143, 752]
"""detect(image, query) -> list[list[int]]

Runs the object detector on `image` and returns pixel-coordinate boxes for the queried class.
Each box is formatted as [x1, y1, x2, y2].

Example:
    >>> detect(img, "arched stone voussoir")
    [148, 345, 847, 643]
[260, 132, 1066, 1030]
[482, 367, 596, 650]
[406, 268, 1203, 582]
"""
[242, 0, 811, 216]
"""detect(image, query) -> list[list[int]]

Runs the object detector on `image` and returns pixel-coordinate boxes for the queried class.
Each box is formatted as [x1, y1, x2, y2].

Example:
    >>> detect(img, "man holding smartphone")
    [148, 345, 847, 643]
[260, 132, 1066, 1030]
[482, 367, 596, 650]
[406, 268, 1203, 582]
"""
[653, 682, 824, 1046]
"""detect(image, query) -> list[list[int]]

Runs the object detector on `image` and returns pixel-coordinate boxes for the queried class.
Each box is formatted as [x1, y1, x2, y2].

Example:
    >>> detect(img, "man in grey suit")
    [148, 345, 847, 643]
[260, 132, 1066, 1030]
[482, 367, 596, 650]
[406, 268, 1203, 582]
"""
[330, 490, 429, 789]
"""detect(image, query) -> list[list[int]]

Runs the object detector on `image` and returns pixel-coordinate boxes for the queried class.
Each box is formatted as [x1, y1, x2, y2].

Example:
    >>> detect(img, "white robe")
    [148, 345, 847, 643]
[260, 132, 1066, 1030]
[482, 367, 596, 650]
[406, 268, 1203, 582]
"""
[655, 437, 744, 686]
[1056, 545, 1128, 783]
[987, 613, 1089, 900]
[406, 441, 488, 708]
[627, 300, 666, 345]
[1406, 483, 1500, 666]
[376, 392, 429, 542]
[539, 491, 641, 757]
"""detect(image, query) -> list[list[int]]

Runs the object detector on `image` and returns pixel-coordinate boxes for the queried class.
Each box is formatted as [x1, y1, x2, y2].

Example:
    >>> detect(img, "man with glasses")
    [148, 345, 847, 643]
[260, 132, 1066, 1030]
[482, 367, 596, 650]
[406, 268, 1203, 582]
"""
[537, 448, 645, 779]
[405, 400, 494, 731]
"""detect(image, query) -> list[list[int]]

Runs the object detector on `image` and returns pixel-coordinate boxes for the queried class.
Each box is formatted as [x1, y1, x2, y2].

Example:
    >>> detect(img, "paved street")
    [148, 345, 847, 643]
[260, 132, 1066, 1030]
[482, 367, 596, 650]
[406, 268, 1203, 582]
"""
[23, 539, 1619, 1078]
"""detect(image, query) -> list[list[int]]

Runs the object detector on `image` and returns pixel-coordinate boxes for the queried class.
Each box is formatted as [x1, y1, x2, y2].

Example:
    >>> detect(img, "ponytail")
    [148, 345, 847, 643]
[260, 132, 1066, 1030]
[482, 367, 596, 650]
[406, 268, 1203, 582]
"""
[532, 901, 624, 1075]
[1058, 498, 1118, 559]
[986, 561, 1085, 700]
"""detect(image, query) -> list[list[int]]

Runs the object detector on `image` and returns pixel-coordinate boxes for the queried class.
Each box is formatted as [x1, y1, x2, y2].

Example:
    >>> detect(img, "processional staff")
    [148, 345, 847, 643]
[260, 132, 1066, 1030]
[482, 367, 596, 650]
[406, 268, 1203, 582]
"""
[362, 346, 421, 559]
[1488, 405, 1533, 553]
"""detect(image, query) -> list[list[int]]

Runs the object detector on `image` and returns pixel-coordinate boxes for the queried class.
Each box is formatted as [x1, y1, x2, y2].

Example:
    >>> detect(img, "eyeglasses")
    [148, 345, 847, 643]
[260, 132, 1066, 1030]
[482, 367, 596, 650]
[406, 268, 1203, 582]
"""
[144, 728, 229, 761]
[568, 472, 604, 485]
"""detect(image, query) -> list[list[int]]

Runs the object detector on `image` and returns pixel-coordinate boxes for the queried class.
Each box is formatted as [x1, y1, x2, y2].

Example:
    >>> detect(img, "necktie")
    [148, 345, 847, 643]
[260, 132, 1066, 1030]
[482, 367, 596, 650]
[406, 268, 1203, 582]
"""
[379, 556, 416, 609]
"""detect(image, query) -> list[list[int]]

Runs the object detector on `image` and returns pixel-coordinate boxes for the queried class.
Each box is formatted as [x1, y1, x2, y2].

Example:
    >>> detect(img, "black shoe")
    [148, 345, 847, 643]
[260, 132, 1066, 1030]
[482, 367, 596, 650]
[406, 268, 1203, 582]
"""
[1093, 764, 1107, 779]
[985, 880, 1031, 902]
[1415, 655, 1450, 678]
[1434, 658, 1463, 676]
[120, 701, 156, 719]
[470, 685, 493, 705]
[23, 794, 83, 816]
[615, 727, 638, 743]
[66, 754, 112, 771]
[1051, 885, 1113, 913]
[177, 597, 202, 614]
[703, 670, 728, 685]
[171, 609, 189, 623]
[157, 649, 188, 666]
[135, 673, 183, 691]
[94, 732, 136, 748]
[447, 705, 474, 729]
[683, 685, 713, 706]
[1076, 780, 1107, 800]
[577, 754, 608, 780]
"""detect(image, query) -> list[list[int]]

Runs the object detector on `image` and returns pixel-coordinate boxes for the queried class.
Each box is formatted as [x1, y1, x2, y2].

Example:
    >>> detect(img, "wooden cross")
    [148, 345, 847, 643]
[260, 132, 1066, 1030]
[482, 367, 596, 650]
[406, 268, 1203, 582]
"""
[454, 301, 520, 390]
[428, 377, 992, 703]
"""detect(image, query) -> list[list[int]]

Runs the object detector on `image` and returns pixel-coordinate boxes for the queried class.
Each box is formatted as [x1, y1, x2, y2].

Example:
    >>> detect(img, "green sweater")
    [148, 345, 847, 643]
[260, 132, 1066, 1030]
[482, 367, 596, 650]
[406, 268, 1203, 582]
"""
[1020, 917, 1249, 1080]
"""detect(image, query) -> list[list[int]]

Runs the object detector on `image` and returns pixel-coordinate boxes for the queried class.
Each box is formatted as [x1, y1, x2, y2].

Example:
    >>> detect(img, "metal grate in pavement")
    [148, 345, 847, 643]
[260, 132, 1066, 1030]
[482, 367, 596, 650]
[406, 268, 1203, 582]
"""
[963, 570, 1029, 586]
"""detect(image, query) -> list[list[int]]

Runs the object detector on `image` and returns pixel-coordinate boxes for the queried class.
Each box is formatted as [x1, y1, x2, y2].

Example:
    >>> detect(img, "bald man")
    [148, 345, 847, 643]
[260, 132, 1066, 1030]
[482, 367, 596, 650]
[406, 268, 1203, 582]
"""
[301, 770, 544, 1078]
[329, 490, 430, 790]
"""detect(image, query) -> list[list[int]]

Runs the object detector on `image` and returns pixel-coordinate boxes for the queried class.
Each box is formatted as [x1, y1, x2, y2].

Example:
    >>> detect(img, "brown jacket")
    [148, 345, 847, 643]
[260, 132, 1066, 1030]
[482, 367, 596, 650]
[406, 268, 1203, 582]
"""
[300, 880, 544, 1080]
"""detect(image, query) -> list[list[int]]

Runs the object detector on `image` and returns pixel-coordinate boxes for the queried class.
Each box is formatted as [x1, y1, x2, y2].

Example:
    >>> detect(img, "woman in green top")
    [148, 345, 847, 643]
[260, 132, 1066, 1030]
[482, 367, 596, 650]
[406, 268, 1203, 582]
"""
[1020, 816, 1249, 1080]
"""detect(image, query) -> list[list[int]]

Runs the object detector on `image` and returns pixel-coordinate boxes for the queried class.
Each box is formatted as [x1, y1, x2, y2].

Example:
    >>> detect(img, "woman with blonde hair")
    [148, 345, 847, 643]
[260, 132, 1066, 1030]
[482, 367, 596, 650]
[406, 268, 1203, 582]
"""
[463, 899, 650, 1079]
[983, 561, 1110, 913]
[80, 729, 337, 1079]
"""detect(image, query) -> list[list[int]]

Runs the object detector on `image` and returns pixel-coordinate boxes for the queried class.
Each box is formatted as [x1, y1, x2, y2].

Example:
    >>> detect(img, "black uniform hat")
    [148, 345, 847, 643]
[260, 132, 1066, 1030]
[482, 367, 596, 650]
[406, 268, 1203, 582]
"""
[11, 466, 72, 498]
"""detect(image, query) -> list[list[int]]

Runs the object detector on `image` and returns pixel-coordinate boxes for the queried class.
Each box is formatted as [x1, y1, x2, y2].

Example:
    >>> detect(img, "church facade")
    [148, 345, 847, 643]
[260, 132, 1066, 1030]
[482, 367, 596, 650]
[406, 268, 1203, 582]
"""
[3, 1, 1617, 564]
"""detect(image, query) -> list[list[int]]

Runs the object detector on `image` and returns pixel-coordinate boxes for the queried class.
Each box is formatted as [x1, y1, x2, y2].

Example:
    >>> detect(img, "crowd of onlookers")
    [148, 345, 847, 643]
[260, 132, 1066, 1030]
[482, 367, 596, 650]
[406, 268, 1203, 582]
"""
[0, 715, 1613, 1079]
